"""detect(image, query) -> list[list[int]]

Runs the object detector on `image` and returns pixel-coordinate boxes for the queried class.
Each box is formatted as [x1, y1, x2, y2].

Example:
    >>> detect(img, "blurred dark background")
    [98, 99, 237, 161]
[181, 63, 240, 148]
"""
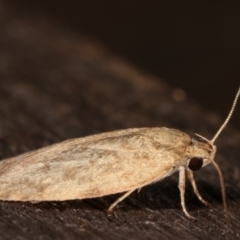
[4, 0, 240, 127]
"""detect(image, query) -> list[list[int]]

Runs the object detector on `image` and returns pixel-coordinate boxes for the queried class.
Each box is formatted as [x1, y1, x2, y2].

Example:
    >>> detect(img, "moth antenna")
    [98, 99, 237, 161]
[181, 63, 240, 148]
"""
[195, 132, 229, 221]
[211, 158, 230, 225]
[211, 87, 240, 143]
[195, 88, 240, 226]
[194, 133, 211, 144]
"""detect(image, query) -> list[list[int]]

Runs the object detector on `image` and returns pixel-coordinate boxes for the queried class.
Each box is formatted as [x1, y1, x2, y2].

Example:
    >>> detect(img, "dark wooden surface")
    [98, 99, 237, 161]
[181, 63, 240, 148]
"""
[5, 0, 240, 128]
[0, 2, 240, 239]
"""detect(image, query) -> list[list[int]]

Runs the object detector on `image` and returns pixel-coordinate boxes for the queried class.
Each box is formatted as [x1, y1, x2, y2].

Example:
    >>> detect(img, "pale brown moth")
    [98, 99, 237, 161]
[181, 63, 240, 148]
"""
[0, 88, 239, 219]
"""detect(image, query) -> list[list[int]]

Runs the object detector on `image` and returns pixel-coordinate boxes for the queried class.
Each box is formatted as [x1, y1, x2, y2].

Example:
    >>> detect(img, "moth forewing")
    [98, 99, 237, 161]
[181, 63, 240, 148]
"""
[0, 128, 190, 201]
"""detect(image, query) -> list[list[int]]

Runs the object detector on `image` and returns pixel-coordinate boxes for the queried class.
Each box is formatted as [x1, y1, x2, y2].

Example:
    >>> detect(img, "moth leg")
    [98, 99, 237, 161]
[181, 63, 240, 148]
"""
[187, 170, 210, 206]
[178, 166, 195, 219]
[107, 189, 135, 214]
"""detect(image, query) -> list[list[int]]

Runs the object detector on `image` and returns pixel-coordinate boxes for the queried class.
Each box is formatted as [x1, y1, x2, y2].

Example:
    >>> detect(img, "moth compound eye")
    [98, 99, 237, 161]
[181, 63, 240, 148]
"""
[188, 157, 203, 171]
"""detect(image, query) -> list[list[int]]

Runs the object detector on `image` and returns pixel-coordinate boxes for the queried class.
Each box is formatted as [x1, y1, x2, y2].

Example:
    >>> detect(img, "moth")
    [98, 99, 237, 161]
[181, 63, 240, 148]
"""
[0, 88, 239, 219]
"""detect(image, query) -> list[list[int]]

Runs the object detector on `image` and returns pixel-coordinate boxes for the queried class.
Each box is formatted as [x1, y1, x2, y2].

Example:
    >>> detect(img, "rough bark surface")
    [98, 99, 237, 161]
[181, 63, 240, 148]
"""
[0, 2, 239, 240]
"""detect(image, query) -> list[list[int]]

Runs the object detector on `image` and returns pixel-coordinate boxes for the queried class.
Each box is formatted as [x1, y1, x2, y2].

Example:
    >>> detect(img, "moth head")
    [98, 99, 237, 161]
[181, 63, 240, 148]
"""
[187, 138, 216, 171]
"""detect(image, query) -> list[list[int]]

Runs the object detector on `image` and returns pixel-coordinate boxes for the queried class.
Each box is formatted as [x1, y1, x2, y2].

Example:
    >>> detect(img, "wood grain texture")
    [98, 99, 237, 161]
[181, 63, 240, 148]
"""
[0, 1, 240, 240]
